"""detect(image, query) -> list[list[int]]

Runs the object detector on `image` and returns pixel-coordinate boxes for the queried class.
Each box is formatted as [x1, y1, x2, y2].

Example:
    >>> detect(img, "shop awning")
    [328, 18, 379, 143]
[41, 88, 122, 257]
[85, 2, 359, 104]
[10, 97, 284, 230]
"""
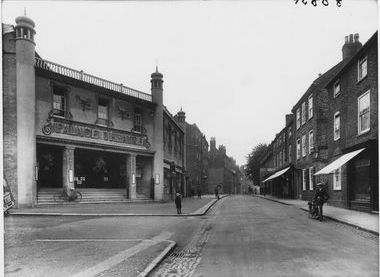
[262, 167, 290, 183]
[314, 148, 365, 175]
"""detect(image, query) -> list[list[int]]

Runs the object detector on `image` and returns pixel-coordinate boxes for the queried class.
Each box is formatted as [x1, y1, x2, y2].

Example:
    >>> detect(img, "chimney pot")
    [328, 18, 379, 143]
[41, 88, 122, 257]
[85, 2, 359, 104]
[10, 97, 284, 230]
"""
[345, 36, 349, 43]
[354, 33, 359, 42]
[349, 34, 354, 43]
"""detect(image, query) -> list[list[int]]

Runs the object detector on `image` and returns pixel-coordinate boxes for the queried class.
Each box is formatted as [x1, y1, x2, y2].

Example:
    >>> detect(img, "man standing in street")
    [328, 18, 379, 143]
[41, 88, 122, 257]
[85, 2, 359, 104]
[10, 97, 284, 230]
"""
[215, 185, 220, 200]
[313, 182, 329, 221]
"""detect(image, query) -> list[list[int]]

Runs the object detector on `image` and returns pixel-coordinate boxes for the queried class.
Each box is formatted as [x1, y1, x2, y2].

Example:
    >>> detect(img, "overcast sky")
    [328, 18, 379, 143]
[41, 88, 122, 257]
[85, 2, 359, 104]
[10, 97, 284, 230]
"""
[2, 0, 377, 165]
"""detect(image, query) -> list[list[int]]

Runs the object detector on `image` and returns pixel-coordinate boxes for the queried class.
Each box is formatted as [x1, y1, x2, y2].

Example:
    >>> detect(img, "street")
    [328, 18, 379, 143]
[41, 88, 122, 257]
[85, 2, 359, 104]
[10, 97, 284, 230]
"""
[4, 196, 379, 277]
[153, 196, 378, 277]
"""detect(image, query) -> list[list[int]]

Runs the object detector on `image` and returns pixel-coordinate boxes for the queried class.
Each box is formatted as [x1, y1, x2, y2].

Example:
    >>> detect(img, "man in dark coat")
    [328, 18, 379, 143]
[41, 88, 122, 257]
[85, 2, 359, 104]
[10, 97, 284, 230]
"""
[214, 186, 219, 200]
[175, 192, 182, 214]
[313, 182, 329, 221]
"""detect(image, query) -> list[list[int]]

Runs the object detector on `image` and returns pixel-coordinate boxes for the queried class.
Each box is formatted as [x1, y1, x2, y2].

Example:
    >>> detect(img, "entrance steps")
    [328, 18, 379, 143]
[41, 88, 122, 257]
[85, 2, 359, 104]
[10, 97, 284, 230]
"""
[37, 188, 152, 205]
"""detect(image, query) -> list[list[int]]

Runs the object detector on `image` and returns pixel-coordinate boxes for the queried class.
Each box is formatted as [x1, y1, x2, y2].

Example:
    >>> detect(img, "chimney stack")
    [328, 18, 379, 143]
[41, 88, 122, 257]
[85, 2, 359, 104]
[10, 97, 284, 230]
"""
[342, 33, 362, 60]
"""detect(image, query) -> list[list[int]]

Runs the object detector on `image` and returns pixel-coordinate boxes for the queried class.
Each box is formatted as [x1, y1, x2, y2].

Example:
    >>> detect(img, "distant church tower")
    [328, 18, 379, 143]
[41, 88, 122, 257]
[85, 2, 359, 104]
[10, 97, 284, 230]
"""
[15, 14, 37, 207]
[151, 66, 164, 200]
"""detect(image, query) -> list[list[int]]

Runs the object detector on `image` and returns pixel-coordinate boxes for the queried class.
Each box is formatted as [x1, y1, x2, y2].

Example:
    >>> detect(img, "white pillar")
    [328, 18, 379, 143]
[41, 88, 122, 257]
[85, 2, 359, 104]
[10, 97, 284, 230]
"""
[62, 146, 75, 193]
[127, 154, 137, 200]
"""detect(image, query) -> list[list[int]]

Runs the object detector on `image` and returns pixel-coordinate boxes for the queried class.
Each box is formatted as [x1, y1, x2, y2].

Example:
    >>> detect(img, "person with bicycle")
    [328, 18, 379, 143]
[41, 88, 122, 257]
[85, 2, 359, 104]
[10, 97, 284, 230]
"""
[313, 182, 329, 221]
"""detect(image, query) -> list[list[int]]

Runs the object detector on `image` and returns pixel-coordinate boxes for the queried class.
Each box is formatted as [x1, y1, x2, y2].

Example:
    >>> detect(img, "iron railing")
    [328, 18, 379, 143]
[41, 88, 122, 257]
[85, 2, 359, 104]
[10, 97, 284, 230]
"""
[35, 57, 152, 102]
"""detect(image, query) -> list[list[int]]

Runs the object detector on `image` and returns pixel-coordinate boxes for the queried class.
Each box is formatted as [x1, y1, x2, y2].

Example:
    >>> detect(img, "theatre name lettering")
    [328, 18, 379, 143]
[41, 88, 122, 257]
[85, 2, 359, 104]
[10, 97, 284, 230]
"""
[42, 120, 151, 149]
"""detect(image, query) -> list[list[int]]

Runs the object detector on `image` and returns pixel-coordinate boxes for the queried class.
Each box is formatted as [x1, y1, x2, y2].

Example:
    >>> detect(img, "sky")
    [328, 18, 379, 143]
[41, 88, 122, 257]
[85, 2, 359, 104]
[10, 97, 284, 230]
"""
[1, 0, 377, 166]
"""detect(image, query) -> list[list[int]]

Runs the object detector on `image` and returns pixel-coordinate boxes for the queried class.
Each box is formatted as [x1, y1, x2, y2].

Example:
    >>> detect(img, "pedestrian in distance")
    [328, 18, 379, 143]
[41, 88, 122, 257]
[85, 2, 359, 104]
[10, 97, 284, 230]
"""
[313, 182, 329, 221]
[214, 186, 219, 200]
[197, 186, 202, 199]
[175, 192, 182, 214]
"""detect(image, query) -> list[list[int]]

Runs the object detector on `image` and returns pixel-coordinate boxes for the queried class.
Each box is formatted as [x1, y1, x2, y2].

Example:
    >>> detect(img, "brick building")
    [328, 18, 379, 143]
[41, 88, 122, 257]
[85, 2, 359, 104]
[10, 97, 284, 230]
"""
[207, 138, 241, 194]
[174, 109, 209, 196]
[262, 114, 297, 198]
[315, 32, 378, 212]
[259, 142, 274, 195]
[291, 57, 350, 201]
[2, 15, 184, 207]
[163, 107, 185, 199]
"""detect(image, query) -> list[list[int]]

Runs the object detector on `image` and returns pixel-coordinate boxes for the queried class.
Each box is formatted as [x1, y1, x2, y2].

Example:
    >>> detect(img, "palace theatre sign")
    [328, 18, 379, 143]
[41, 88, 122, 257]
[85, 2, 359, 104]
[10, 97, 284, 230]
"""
[42, 119, 151, 149]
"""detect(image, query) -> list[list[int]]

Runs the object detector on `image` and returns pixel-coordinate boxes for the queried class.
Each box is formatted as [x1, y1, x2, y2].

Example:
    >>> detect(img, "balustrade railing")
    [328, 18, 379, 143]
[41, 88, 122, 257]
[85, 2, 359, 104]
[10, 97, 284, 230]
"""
[35, 57, 152, 102]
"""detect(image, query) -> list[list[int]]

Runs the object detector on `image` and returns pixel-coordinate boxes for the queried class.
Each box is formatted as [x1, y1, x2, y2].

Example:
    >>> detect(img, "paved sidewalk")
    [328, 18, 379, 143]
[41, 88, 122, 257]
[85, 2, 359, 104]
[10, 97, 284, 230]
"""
[256, 195, 379, 235]
[9, 194, 225, 216]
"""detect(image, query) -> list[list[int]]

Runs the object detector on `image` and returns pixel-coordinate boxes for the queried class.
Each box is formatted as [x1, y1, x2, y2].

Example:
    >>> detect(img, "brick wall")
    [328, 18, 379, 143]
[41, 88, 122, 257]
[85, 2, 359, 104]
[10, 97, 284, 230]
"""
[325, 34, 378, 209]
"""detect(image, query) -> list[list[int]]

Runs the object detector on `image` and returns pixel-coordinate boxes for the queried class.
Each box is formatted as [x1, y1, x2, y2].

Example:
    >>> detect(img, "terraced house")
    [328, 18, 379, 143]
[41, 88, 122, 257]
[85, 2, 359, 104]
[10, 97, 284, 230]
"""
[3, 15, 184, 207]
[315, 32, 378, 212]
[261, 114, 296, 199]
[291, 34, 364, 201]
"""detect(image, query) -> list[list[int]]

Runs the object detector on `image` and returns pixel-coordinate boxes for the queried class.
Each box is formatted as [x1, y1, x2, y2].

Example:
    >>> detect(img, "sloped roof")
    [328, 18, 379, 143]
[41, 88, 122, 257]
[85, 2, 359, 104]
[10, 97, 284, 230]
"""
[326, 31, 378, 88]
[164, 106, 184, 132]
[291, 59, 349, 112]
[2, 23, 14, 34]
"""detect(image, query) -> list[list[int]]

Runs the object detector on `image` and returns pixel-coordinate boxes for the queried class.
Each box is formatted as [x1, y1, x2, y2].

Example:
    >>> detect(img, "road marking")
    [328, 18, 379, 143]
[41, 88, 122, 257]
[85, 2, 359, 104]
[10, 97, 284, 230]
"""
[67, 231, 173, 277]
[35, 239, 146, 242]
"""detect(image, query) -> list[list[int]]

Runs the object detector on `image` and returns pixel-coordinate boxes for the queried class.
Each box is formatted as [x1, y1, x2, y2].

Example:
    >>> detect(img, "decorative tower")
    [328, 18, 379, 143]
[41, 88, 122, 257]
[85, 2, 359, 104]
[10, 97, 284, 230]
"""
[15, 14, 37, 207]
[151, 66, 164, 200]
[176, 108, 186, 125]
[175, 108, 187, 194]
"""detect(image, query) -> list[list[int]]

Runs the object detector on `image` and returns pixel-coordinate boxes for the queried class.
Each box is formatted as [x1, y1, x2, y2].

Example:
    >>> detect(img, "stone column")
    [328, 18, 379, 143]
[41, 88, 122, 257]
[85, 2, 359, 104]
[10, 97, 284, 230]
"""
[62, 146, 75, 193]
[151, 68, 164, 200]
[127, 154, 137, 200]
[15, 15, 36, 208]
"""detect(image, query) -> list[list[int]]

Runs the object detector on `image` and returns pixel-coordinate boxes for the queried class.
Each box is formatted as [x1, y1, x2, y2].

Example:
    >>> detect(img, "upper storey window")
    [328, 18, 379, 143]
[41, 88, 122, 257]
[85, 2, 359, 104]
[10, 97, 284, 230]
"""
[301, 102, 306, 125]
[133, 109, 143, 133]
[308, 95, 313, 119]
[333, 80, 341, 98]
[358, 56, 368, 81]
[296, 108, 301, 129]
[52, 86, 66, 118]
[97, 98, 109, 126]
[358, 90, 370, 134]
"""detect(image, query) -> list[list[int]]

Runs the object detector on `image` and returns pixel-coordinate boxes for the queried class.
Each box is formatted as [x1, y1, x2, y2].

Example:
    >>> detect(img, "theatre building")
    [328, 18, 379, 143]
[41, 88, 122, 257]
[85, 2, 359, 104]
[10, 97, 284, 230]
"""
[3, 15, 184, 207]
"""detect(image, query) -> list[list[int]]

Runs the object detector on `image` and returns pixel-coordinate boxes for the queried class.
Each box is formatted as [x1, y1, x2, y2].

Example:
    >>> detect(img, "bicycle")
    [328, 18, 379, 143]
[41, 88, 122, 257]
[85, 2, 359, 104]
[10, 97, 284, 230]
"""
[53, 188, 82, 203]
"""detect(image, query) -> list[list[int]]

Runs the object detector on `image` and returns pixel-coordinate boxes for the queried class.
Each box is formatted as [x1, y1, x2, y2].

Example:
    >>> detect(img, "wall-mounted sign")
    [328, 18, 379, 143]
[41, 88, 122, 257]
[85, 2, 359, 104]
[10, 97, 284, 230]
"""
[42, 118, 151, 149]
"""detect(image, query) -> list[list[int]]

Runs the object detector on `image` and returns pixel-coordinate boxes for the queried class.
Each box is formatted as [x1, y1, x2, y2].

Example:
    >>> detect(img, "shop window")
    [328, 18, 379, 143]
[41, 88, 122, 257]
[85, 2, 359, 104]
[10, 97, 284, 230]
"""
[309, 167, 314, 190]
[333, 167, 341, 190]
[133, 109, 143, 133]
[52, 86, 66, 117]
[358, 91, 370, 134]
[358, 56, 367, 81]
[308, 95, 313, 119]
[97, 98, 109, 126]
[302, 169, 307, 190]
[334, 112, 340, 140]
